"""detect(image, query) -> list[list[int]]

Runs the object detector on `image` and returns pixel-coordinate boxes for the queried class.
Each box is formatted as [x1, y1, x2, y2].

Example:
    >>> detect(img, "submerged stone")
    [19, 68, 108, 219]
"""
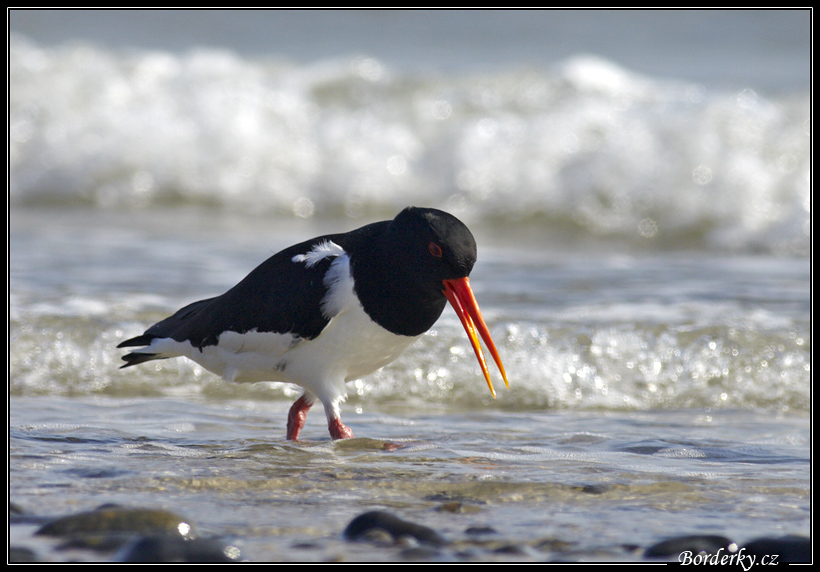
[644, 535, 735, 559]
[36, 506, 194, 539]
[344, 511, 447, 547]
[116, 535, 244, 563]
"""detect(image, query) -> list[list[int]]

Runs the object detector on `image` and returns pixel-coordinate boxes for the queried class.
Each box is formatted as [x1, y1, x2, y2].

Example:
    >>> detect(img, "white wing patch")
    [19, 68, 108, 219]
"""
[216, 329, 299, 356]
[292, 240, 345, 268]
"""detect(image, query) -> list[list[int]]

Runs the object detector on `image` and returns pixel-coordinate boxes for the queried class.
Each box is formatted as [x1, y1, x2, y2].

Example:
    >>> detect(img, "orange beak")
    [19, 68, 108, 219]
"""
[442, 277, 509, 398]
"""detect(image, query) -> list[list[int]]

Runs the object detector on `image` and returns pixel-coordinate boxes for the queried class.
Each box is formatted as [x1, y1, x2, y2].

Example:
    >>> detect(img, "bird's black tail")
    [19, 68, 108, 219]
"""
[117, 334, 162, 369]
[119, 351, 162, 369]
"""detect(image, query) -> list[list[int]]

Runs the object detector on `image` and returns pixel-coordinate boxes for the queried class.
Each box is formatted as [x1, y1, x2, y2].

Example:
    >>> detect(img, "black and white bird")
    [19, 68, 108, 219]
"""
[118, 207, 508, 440]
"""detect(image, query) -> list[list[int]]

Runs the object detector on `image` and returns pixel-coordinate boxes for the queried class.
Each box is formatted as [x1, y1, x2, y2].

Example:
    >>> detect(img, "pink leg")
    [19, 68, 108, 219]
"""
[328, 418, 354, 440]
[286, 394, 313, 440]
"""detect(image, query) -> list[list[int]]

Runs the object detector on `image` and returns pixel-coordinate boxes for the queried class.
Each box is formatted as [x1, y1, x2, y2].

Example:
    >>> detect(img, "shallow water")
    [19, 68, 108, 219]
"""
[9, 395, 810, 562]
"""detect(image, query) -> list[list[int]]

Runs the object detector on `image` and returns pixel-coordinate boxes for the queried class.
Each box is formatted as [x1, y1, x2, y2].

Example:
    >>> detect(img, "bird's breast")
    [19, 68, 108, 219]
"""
[287, 253, 420, 384]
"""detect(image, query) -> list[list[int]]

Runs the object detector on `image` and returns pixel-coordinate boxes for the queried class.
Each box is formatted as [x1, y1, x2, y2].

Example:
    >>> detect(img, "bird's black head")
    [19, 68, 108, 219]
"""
[351, 207, 508, 395]
[388, 206, 477, 286]
[382, 207, 508, 396]
[349, 206, 476, 336]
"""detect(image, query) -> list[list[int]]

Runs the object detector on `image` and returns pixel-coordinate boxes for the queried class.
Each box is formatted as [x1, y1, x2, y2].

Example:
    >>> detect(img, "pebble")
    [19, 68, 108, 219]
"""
[36, 505, 194, 538]
[464, 526, 497, 536]
[644, 534, 735, 558]
[19, 504, 244, 562]
[343, 511, 448, 547]
[115, 535, 244, 563]
[8, 546, 38, 563]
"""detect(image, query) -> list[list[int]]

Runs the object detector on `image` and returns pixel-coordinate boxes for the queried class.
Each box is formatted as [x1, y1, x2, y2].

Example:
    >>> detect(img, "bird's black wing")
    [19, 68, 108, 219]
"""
[118, 236, 345, 355]
[117, 220, 392, 370]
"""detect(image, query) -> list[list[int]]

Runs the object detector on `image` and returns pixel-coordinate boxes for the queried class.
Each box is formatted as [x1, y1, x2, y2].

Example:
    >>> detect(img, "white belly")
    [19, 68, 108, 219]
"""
[174, 304, 417, 402]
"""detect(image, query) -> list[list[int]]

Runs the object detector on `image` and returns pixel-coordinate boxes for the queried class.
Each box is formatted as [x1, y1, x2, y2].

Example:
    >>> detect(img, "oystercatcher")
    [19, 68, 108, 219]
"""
[118, 207, 508, 440]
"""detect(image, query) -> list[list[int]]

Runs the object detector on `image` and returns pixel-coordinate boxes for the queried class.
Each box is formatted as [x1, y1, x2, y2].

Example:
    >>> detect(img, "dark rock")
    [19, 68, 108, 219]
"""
[8, 546, 38, 563]
[116, 535, 244, 563]
[35, 506, 194, 538]
[344, 511, 447, 547]
[577, 484, 608, 495]
[8, 503, 49, 526]
[644, 535, 735, 559]
[493, 543, 529, 555]
[742, 535, 811, 563]
[464, 526, 497, 536]
[423, 492, 485, 505]
[9, 502, 26, 516]
[55, 534, 134, 552]
[535, 537, 574, 553]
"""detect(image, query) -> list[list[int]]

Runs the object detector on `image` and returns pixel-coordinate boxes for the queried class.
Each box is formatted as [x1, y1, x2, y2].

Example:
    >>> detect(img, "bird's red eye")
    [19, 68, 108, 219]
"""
[428, 242, 443, 257]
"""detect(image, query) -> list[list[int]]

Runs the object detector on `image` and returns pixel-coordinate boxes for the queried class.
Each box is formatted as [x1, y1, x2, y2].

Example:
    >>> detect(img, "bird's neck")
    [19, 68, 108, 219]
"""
[350, 244, 446, 337]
